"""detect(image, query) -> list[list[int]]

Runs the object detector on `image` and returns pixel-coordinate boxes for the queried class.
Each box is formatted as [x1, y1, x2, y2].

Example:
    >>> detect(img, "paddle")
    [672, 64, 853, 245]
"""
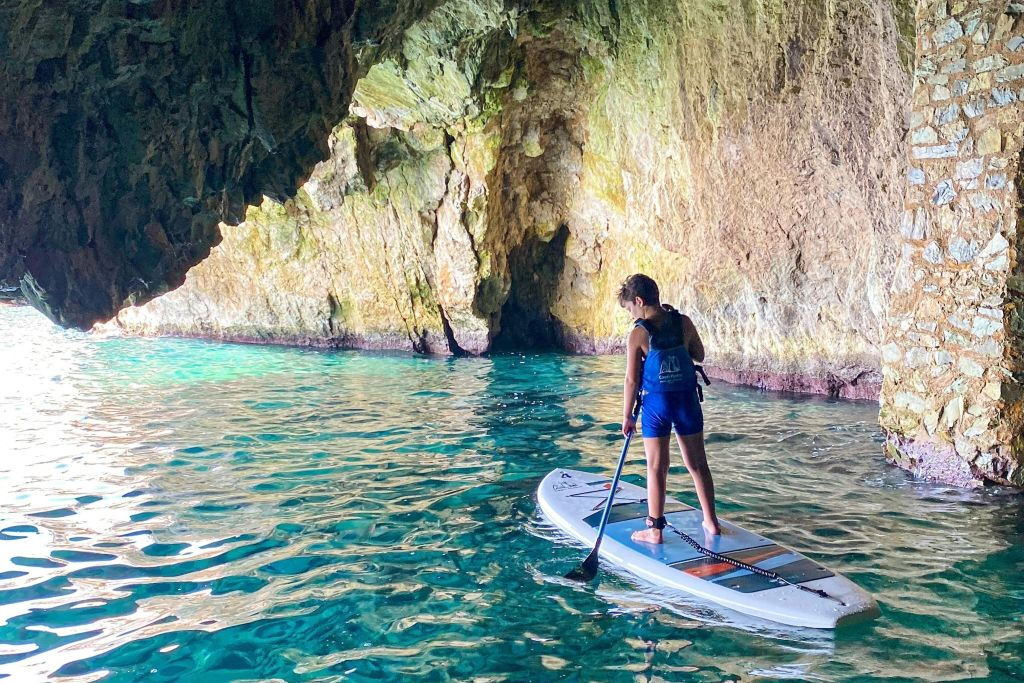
[565, 396, 642, 582]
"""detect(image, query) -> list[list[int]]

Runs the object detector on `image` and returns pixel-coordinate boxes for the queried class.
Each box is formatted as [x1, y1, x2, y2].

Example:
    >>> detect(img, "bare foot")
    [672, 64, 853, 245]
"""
[631, 527, 664, 544]
[702, 520, 721, 536]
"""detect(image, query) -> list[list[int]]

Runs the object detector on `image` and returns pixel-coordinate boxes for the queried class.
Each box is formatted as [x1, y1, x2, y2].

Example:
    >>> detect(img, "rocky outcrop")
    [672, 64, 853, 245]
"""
[0, 0, 446, 329]
[880, 1, 1024, 487]
[110, 0, 914, 404]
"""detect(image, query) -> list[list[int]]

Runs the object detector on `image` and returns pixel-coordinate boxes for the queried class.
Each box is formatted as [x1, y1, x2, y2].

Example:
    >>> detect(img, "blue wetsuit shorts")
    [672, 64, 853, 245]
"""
[641, 390, 703, 438]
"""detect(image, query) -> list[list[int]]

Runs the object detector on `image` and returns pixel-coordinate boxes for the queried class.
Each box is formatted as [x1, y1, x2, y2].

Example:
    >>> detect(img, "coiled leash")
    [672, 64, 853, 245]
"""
[643, 515, 846, 606]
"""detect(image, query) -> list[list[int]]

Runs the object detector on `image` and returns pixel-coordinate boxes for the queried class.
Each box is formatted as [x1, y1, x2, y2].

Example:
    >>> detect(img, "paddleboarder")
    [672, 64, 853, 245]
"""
[618, 273, 720, 543]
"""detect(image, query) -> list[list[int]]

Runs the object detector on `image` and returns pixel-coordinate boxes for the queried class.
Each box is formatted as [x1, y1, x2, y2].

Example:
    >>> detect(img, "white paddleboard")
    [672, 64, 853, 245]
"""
[538, 468, 880, 629]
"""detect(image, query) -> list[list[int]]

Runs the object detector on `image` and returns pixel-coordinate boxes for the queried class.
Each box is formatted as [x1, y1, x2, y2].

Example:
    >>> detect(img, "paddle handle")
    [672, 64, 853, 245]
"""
[592, 397, 642, 553]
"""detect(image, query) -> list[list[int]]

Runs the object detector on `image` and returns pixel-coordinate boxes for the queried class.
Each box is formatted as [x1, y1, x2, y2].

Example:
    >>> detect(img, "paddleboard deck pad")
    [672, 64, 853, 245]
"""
[538, 469, 880, 629]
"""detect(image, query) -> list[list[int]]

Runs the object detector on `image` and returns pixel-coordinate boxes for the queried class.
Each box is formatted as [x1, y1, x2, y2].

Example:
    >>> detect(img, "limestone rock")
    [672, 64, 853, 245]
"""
[0, 0, 439, 329]
[106, 0, 914, 401]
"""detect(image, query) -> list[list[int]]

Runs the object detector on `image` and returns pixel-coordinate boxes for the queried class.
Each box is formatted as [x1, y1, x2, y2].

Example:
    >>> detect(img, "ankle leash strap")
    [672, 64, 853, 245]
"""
[645, 515, 667, 530]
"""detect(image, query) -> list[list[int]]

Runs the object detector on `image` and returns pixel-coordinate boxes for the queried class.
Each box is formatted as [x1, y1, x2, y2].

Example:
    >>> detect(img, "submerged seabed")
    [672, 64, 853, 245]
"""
[0, 306, 1021, 682]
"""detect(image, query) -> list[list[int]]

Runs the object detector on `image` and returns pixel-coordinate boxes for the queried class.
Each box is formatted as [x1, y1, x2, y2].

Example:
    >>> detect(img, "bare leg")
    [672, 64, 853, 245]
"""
[675, 432, 720, 535]
[632, 436, 670, 544]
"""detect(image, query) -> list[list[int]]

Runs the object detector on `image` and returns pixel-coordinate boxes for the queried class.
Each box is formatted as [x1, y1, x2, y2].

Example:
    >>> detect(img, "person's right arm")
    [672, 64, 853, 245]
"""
[682, 316, 705, 363]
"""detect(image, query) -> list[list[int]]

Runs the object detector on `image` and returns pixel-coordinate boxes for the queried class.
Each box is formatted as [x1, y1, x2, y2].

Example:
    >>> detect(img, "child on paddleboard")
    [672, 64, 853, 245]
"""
[618, 274, 720, 543]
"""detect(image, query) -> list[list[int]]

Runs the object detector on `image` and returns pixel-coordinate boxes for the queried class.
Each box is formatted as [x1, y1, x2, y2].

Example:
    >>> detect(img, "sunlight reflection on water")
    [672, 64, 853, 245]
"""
[1, 305, 1022, 682]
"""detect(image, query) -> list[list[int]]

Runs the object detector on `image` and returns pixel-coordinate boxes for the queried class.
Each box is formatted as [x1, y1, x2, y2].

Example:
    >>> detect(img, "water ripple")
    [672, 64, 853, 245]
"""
[0, 306, 1022, 681]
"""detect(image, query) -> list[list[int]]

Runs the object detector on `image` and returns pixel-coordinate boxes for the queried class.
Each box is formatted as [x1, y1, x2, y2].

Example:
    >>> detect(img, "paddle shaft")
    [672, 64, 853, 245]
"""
[591, 397, 643, 555]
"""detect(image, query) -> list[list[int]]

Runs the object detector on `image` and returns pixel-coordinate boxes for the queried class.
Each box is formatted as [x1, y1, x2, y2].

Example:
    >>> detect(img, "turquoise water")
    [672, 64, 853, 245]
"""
[1, 305, 1022, 682]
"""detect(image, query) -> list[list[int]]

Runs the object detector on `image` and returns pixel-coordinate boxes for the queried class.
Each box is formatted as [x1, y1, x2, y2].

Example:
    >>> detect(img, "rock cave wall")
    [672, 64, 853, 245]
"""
[110, 0, 914, 402]
[108, 0, 515, 354]
[0, 0, 444, 329]
[14, 1, 1024, 486]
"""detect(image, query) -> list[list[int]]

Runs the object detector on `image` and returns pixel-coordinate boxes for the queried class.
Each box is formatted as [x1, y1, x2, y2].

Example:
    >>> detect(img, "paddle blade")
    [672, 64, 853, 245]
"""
[564, 549, 599, 582]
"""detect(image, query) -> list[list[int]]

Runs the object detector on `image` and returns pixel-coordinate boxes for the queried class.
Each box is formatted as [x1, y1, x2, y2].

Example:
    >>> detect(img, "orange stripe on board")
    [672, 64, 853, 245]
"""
[682, 546, 786, 579]
[685, 561, 734, 578]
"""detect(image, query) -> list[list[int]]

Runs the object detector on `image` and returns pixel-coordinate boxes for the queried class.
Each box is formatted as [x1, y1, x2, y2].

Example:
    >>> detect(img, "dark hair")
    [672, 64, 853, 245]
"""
[617, 273, 660, 306]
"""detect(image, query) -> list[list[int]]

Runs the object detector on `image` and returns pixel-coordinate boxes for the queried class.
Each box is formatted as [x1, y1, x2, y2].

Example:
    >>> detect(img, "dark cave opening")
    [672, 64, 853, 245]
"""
[490, 224, 570, 352]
